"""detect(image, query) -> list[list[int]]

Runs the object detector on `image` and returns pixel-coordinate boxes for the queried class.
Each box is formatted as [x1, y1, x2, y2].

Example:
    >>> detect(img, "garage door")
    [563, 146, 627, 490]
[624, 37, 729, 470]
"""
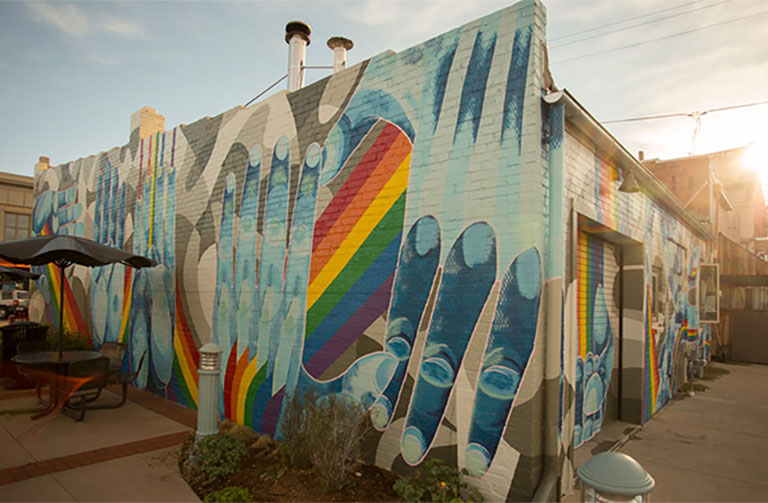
[574, 230, 620, 447]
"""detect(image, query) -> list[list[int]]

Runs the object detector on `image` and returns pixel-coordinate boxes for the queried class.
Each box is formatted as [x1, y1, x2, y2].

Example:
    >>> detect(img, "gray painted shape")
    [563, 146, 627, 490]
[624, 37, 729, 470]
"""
[180, 115, 224, 191]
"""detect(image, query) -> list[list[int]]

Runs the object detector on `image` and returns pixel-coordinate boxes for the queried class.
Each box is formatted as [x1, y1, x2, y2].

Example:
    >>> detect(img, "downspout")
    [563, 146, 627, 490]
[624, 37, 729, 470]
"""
[532, 97, 566, 502]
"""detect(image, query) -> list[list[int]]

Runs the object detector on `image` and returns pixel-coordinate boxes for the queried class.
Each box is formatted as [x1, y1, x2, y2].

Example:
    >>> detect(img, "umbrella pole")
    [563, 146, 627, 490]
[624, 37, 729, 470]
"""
[59, 262, 65, 359]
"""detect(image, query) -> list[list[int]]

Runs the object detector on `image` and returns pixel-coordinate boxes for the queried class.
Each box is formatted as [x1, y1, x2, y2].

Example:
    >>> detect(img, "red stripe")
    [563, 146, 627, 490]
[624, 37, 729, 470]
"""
[223, 341, 238, 420]
[312, 123, 401, 252]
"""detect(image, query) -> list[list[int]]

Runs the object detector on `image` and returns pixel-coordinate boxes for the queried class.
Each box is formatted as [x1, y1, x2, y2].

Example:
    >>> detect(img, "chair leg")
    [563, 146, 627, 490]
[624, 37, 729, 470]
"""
[62, 397, 86, 422]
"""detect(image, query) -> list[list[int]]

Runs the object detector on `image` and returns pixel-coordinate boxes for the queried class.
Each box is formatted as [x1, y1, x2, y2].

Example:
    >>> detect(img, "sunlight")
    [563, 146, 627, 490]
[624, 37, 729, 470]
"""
[742, 140, 768, 199]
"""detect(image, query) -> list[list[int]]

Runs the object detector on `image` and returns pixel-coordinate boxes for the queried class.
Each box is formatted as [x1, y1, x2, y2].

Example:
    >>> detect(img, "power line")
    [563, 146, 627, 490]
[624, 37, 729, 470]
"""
[550, 0, 730, 49]
[603, 100, 768, 124]
[552, 9, 768, 64]
[549, 0, 701, 42]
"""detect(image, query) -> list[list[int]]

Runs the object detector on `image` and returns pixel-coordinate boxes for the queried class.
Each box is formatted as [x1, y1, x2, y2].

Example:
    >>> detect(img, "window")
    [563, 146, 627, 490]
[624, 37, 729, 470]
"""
[4, 213, 30, 241]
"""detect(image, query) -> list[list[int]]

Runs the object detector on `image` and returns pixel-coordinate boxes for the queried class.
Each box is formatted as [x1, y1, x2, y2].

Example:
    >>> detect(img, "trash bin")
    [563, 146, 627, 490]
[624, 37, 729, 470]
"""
[0, 322, 49, 389]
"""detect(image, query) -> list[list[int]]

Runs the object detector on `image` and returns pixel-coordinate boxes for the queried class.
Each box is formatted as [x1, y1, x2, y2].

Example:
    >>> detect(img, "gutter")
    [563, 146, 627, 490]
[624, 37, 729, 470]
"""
[544, 90, 714, 242]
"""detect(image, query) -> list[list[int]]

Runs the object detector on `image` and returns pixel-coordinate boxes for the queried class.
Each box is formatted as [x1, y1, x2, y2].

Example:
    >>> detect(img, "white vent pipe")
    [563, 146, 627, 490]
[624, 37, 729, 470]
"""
[327, 37, 354, 73]
[285, 21, 311, 92]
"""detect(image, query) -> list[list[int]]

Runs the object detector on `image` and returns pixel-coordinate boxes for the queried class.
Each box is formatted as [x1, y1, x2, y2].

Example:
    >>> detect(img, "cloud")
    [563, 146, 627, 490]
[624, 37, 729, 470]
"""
[25, 2, 146, 40]
[26, 2, 89, 37]
[101, 14, 146, 39]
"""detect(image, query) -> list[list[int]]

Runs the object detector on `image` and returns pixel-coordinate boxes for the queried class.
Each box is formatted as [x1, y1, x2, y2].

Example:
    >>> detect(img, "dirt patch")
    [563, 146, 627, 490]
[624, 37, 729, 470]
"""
[179, 433, 399, 502]
[701, 364, 730, 381]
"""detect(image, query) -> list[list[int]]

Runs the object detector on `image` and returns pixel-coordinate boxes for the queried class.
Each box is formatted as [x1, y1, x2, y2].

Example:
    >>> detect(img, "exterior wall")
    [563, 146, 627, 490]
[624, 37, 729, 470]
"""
[0, 171, 34, 285]
[562, 127, 710, 449]
[30, 1, 555, 500]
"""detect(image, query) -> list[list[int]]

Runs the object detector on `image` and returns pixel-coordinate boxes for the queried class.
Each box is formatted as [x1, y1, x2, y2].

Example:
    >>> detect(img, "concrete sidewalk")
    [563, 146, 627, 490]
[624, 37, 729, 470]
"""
[569, 361, 768, 502]
[0, 385, 200, 502]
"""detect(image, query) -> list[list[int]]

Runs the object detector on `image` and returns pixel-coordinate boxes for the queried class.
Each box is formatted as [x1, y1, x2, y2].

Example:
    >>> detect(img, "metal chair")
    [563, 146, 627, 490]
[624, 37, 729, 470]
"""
[61, 356, 110, 422]
[16, 341, 52, 402]
[99, 341, 127, 376]
[88, 350, 147, 410]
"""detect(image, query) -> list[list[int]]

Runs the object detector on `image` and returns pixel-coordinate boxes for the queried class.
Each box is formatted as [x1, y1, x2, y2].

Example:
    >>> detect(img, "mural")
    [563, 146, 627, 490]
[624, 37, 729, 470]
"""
[573, 232, 616, 447]
[29, 0, 712, 498]
[31, 2, 549, 500]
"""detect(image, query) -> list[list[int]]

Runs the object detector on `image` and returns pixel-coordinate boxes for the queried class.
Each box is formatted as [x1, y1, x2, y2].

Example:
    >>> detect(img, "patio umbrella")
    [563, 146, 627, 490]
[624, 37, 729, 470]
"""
[0, 234, 157, 356]
[0, 265, 40, 281]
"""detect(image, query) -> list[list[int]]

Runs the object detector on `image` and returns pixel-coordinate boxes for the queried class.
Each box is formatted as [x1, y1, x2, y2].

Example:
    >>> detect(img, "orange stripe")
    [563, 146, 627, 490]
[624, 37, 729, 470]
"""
[309, 133, 411, 283]
[230, 349, 249, 418]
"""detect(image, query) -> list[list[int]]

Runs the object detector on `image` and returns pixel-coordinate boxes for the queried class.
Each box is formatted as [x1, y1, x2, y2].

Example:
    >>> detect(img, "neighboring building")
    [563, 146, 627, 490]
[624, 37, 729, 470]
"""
[30, 1, 714, 500]
[645, 148, 768, 361]
[0, 170, 35, 290]
[644, 146, 767, 252]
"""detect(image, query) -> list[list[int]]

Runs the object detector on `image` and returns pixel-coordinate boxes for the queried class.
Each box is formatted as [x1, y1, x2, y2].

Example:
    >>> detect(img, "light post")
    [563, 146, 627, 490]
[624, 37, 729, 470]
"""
[196, 342, 222, 441]
[577, 452, 655, 502]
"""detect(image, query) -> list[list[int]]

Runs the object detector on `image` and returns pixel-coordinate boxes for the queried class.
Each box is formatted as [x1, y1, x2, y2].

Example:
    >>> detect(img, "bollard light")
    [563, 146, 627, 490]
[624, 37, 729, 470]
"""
[577, 452, 655, 502]
[196, 342, 222, 441]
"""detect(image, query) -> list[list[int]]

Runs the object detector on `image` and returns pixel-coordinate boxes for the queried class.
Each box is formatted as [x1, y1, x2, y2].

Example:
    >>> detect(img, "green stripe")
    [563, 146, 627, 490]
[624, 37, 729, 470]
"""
[306, 192, 406, 337]
[172, 355, 196, 409]
[244, 363, 268, 424]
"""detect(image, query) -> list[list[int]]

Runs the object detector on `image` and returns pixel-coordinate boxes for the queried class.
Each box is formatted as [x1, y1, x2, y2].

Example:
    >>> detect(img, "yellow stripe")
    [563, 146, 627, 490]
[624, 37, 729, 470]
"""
[118, 276, 133, 343]
[307, 153, 410, 310]
[236, 357, 261, 423]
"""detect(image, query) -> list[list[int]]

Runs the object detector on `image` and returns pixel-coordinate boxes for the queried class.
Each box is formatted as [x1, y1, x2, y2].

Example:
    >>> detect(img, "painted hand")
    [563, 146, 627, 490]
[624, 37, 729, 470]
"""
[130, 158, 176, 391]
[369, 216, 542, 477]
[213, 136, 398, 434]
[32, 181, 84, 321]
[91, 162, 127, 346]
[573, 285, 614, 447]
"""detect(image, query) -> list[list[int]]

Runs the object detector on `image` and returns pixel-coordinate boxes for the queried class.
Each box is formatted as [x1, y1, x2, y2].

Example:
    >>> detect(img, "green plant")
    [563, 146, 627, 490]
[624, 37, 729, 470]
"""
[279, 390, 370, 491]
[393, 459, 484, 503]
[277, 389, 316, 469]
[181, 433, 250, 488]
[203, 486, 253, 503]
[46, 329, 93, 350]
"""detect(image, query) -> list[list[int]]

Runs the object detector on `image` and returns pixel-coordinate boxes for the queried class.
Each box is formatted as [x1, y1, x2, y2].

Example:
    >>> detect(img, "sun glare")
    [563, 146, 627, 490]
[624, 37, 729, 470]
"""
[743, 141, 768, 198]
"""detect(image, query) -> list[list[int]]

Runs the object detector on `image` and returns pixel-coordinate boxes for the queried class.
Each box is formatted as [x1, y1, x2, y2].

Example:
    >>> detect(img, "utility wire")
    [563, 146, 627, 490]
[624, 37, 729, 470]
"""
[603, 100, 768, 124]
[552, 9, 768, 64]
[550, 0, 729, 49]
[549, 0, 701, 42]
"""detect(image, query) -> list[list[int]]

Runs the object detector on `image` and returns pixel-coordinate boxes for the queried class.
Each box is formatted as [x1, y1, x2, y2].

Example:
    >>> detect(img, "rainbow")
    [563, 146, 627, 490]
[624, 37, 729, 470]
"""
[644, 289, 660, 420]
[303, 123, 412, 377]
[577, 231, 602, 358]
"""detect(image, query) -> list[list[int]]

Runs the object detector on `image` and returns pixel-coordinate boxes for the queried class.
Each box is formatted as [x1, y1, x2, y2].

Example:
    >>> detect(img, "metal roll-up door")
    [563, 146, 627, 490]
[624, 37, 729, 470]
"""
[574, 231, 620, 447]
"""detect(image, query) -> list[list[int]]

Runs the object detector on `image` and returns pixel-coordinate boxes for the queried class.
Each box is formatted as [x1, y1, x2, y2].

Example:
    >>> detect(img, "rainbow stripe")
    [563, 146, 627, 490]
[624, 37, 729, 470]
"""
[577, 232, 602, 358]
[169, 283, 199, 408]
[304, 123, 411, 377]
[644, 289, 660, 420]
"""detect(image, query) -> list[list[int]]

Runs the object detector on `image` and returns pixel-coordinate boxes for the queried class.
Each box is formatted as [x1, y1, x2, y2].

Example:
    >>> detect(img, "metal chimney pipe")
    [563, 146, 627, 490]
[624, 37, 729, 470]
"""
[327, 37, 354, 73]
[285, 21, 311, 92]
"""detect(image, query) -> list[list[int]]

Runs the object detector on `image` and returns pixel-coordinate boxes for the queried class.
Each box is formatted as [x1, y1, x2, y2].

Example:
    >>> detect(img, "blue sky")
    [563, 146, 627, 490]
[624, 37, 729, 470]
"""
[1, 0, 766, 177]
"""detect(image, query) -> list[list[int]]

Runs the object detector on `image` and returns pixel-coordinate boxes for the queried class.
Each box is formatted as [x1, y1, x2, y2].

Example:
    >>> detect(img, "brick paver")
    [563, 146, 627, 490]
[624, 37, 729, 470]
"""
[0, 385, 196, 486]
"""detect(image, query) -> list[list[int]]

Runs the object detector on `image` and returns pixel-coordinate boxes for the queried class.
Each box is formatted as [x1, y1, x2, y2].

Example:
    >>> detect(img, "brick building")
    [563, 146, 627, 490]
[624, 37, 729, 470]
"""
[30, 1, 714, 499]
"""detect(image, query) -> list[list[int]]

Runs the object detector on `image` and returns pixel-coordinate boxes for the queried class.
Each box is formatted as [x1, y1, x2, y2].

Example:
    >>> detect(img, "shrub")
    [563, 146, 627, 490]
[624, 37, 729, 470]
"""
[203, 486, 253, 503]
[180, 433, 250, 489]
[393, 459, 484, 503]
[280, 390, 370, 491]
[46, 329, 93, 351]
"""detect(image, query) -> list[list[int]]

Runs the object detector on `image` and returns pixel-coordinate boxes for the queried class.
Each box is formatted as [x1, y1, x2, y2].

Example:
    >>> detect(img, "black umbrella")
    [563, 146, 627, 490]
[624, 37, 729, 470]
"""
[0, 265, 40, 281]
[0, 234, 157, 356]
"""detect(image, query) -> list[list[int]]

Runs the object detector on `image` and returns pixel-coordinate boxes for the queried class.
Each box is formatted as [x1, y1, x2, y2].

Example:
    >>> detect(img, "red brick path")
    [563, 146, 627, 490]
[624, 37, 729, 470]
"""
[0, 385, 196, 486]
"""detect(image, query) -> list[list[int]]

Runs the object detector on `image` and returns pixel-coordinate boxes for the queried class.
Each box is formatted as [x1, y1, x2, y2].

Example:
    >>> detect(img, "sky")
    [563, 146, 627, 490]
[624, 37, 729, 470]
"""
[1, 0, 767, 182]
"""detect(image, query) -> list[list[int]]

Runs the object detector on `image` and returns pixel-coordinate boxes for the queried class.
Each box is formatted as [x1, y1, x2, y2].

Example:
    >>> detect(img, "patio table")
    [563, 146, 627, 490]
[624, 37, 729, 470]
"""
[11, 350, 103, 419]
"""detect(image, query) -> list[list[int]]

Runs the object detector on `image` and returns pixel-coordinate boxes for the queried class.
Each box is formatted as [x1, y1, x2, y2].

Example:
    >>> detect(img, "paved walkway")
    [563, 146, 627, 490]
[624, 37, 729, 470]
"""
[568, 361, 768, 502]
[0, 384, 199, 502]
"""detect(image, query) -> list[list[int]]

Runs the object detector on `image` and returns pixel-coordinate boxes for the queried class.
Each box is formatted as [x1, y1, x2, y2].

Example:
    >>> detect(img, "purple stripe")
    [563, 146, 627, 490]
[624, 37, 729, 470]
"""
[305, 273, 395, 377]
[261, 387, 285, 437]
